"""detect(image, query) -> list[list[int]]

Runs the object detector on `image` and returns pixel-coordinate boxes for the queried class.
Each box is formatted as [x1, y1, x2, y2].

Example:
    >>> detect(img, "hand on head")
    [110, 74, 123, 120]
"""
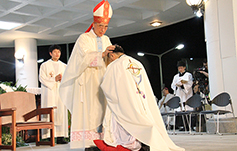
[102, 45, 115, 58]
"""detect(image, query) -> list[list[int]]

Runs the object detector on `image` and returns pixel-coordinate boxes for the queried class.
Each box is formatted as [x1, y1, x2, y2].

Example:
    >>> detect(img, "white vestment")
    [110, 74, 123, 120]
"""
[59, 29, 112, 149]
[171, 72, 193, 111]
[39, 59, 68, 138]
[158, 93, 175, 125]
[101, 55, 185, 151]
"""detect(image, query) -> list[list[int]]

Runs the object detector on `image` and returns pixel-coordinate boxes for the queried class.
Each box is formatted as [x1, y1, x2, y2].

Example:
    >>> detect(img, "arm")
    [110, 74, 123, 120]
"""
[199, 71, 209, 77]
[79, 34, 113, 68]
[39, 63, 56, 90]
[171, 75, 177, 91]
[59, 34, 111, 112]
[182, 73, 193, 94]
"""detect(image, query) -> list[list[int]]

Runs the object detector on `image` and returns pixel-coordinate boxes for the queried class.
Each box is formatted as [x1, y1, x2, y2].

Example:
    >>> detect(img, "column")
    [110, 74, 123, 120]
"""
[204, 0, 237, 113]
[15, 38, 38, 87]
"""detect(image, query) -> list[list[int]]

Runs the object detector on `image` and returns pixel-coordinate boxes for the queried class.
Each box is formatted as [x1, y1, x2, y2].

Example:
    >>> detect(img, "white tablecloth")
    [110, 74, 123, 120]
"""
[26, 87, 41, 95]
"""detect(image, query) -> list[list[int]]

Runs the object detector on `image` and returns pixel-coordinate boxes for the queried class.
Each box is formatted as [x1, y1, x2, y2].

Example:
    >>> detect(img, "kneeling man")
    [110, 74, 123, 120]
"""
[96, 45, 185, 151]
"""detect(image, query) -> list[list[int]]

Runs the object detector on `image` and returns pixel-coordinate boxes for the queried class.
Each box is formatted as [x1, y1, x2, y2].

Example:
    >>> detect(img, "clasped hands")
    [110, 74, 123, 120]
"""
[176, 80, 187, 87]
[55, 74, 62, 82]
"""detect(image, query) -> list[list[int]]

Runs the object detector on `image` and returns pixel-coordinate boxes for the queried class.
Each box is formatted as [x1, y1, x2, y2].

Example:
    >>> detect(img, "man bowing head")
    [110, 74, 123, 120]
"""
[97, 45, 185, 151]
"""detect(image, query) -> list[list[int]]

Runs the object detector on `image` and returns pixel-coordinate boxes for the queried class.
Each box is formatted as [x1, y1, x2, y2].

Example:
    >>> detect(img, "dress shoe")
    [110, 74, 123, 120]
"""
[85, 146, 100, 151]
[179, 127, 195, 131]
[139, 143, 150, 151]
[56, 137, 68, 144]
[169, 125, 180, 130]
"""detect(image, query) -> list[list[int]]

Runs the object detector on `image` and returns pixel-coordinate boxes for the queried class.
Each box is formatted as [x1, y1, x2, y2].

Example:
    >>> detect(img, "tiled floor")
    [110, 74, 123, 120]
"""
[6, 133, 237, 151]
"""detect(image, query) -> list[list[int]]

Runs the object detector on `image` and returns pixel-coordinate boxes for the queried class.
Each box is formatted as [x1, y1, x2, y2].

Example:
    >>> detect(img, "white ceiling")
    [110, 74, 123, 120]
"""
[0, 0, 195, 47]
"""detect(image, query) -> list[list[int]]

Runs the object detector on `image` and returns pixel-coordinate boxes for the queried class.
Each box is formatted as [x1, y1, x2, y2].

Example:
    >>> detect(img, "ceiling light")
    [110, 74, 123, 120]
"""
[196, 8, 203, 17]
[15, 49, 26, 59]
[15, 49, 26, 64]
[150, 21, 162, 27]
[186, 0, 202, 6]
[186, 0, 205, 17]
[0, 21, 22, 30]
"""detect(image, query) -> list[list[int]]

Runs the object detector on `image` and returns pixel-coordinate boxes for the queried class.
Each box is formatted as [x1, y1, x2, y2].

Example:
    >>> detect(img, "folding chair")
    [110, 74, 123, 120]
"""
[161, 96, 186, 134]
[199, 92, 237, 135]
[184, 94, 203, 134]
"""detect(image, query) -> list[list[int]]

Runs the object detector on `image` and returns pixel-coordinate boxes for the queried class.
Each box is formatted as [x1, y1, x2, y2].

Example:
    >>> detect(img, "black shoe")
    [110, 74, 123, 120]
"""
[179, 127, 195, 131]
[85, 146, 100, 151]
[56, 137, 68, 144]
[140, 143, 150, 151]
[179, 127, 186, 131]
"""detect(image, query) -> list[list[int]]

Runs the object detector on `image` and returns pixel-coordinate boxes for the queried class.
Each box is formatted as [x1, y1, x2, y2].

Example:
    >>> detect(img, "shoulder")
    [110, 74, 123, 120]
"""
[41, 59, 51, 66]
[173, 73, 179, 78]
[185, 72, 192, 76]
[102, 34, 110, 40]
[78, 32, 91, 39]
[112, 55, 142, 68]
[186, 71, 192, 74]
[78, 31, 96, 41]
[40, 60, 52, 71]
[58, 60, 66, 66]
[123, 55, 143, 66]
[167, 93, 174, 97]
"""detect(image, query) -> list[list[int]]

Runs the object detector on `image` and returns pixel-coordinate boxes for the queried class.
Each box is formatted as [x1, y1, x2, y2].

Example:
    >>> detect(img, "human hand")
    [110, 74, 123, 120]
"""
[181, 80, 188, 84]
[102, 45, 115, 58]
[55, 74, 62, 82]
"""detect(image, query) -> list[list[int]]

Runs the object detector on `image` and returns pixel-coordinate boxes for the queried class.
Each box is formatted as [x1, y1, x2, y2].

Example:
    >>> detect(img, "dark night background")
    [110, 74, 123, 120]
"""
[0, 17, 206, 99]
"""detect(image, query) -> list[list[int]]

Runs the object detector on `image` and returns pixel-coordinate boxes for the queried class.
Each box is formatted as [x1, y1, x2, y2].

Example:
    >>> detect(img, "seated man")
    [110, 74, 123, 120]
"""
[158, 87, 175, 128]
[96, 45, 185, 151]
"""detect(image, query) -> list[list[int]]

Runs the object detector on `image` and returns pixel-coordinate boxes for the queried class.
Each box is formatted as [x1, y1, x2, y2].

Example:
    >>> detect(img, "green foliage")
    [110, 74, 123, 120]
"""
[15, 84, 27, 92]
[0, 81, 12, 94]
[1, 81, 13, 86]
[0, 81, 27, 94]
[65, 110, 71, 142]
[0, 87, 6, 94]
[0, 82, 28, 147]
[1, 128, 29, 147]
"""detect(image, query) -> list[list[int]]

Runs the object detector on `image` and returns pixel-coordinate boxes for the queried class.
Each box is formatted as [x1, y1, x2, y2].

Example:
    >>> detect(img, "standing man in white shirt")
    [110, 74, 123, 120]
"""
[39, 44, 68, 144]
[171, 61, 193, 111]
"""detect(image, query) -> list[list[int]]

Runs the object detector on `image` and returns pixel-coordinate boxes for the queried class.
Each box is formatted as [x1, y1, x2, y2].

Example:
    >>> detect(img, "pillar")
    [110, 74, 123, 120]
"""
[204, 0, 237, 113]
[15, 38, 38, 87]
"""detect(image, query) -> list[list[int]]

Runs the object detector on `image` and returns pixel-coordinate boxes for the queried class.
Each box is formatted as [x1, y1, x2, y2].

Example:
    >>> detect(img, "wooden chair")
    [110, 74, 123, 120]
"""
[0, 91, 56, 151]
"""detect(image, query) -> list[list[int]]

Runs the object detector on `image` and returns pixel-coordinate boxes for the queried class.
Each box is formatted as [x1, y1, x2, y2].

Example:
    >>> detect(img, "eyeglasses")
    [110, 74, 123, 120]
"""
[95, 23, 108, 29]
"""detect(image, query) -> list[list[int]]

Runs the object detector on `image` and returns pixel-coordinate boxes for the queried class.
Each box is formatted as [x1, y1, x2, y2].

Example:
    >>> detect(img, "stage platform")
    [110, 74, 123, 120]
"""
[3, 133, 237, 151]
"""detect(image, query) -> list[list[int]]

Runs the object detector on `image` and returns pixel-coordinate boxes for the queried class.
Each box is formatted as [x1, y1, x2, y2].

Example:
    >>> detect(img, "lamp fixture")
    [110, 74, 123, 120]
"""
[137, 52, 145, 56]
[37, 59, 44, 63]
[186, 0, 205, 17]
[150, 20, 162, 27]
[14, 49, 26, 63]
[137, 43, 184, 94]
[175, 44, 184, 50]
[0, 21, 22, 30]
